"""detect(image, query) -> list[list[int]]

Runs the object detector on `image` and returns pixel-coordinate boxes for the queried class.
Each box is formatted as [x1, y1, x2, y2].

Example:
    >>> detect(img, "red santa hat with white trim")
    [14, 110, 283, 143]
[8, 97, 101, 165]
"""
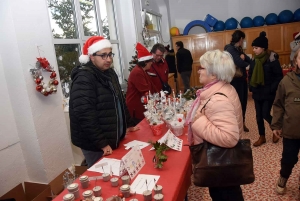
[79, 36, 112, 64]
[136, 42, 153, 62]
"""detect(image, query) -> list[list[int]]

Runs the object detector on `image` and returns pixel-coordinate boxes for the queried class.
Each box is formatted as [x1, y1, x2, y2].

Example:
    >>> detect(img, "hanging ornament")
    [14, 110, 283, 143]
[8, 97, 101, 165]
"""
[29, 57, 59, 96]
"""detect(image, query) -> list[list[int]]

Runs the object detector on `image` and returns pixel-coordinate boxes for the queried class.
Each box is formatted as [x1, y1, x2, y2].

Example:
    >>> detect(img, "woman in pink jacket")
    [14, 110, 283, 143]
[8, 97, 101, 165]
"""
[186, 49, 244, 200]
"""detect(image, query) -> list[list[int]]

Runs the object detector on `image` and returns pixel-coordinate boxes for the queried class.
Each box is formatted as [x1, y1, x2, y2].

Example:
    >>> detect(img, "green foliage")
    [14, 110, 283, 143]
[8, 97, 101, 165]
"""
[149, 140, 169, 169]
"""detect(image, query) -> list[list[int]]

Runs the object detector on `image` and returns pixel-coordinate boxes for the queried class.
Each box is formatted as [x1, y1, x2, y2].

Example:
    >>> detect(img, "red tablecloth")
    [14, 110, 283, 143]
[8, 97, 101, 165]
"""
[53, 119, 191, 201]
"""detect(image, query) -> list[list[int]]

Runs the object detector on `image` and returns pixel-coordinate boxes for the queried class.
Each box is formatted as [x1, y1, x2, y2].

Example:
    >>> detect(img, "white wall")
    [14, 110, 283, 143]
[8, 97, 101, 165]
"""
[168, 0, 300, 34]
[0, 0, 74, 196]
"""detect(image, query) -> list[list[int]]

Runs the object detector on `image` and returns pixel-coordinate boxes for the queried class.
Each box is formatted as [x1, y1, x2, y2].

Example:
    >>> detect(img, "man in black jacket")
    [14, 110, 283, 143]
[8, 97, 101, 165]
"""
[69, 36, 137, 167]
[224, 30, 251, 132]
[175, 41, 193, 92]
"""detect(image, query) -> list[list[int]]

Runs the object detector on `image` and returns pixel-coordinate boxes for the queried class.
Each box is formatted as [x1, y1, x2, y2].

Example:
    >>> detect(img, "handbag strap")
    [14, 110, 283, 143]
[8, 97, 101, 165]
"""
[151, 65, 164, 84]
[200, 92, 227, 113]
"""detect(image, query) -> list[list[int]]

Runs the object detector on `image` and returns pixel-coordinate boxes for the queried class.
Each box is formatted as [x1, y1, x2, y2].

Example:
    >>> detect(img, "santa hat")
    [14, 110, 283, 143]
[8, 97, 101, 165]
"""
[293, 32, 300, 40]
[136, 43, 152, 62]
[79, 36, 112, 64]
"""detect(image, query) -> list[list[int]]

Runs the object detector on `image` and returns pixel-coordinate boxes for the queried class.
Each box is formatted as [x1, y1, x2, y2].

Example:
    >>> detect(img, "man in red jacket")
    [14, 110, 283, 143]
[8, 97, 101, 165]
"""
[147, 43, 169, 92]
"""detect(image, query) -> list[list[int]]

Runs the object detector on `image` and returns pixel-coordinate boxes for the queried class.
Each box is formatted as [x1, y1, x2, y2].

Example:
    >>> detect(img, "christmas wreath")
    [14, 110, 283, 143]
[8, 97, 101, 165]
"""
[30, 57, 59, 96]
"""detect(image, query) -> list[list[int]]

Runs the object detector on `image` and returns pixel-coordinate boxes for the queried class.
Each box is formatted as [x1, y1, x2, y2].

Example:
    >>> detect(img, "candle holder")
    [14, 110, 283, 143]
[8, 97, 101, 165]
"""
[79, 175, 89, 189]
[153, 193, 164, 201]
[120, 184, 131, 198]
[63, 193, 75, 201]
[110, 177, 119, 187]
[153, 185, 163, 194]
[93, 186, 102, 196]
[121, 175, 130, 185]
[143, 190, 152, 201]
[102, 173, 111, 182]
[93, 197, 104, 201]
[67, 183, 79, 199]
[82, 190, 93, 199]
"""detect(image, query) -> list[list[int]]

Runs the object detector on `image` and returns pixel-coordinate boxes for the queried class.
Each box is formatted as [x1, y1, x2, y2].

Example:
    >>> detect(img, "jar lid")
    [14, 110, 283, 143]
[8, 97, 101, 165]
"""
[82, 190, 93, 196]
[110, 177, 118, 182]
[153, 193, 164, 199]
[93, 186, 101, 191]
[121, 175, 129, 179]
[120, 184, 130, 191]
[63, 193, 74, 200]
[67, 183, 78, 190]
[80, 175, 88, 181]
[94, 197, 103, 201]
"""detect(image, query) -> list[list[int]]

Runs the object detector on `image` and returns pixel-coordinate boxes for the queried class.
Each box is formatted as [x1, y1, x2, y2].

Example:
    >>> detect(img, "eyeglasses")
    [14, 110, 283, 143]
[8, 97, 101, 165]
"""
[198, 66, 206, 70]
[93, 52, 115, 60]
[154, 53, 164, 58]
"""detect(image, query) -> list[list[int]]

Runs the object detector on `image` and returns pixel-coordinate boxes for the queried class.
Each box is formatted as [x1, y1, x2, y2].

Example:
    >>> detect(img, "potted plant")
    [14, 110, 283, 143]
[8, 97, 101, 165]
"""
[149, 140, 170, 168]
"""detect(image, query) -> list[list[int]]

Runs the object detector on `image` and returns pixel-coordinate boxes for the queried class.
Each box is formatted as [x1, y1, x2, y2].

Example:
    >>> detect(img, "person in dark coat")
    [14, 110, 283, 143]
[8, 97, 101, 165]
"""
[69, 36, 137, 167]
[175, 41, 193, 92]
[165, 48, 177, 79]
[224, 30, 251, 132]
[248, 31, 283, 147]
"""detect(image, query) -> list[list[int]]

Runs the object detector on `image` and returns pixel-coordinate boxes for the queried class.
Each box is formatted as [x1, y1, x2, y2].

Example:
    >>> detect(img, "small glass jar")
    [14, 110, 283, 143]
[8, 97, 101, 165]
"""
[120, 184, 131, 198]
[63, 193, 75, 201]
[67, 183, 80, 199]
[121, 175, 130, 185]
[153, 185, 163, 194]
[110, 177, 119, 187]
[79, 175, 89, 189]
[94, 197, 104, 201]
[93, 186, 102, 197]
[102, 173, 111, 182]
[82, 190, 93, 199]
[143, 190, 152, 201]
[153, 193, 164, 201]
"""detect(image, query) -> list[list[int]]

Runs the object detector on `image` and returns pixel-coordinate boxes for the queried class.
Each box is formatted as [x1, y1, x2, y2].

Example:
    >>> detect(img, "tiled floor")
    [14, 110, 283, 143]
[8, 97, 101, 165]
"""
[187, 94, 300, 201]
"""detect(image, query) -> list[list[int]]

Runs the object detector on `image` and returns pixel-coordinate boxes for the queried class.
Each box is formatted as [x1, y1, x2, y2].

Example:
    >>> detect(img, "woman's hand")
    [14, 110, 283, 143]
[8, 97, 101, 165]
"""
[126, 126, 140, 133]
[240, 54, 245, 60]
[272, 129, 282, 138]
[102, 145, 113, 156]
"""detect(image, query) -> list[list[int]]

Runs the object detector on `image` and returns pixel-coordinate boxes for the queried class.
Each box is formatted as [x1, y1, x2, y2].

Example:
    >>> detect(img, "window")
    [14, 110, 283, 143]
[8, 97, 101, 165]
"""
[142, 10, 162, 48]
[47, 0, 123, 99]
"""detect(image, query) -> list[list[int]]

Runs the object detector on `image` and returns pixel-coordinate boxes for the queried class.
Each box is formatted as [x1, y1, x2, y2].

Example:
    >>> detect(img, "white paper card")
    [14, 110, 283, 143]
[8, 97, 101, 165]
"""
[121, 145, 145, 179]
[130, 174, 160, 194]
[124, 140, 150, 150]
[150, 129, 183, 151]
[88, 158, 121, 176]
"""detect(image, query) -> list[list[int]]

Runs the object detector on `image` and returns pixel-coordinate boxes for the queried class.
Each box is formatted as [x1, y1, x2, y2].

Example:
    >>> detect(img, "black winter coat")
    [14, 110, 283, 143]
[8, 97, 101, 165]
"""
[224, 44, 251, 80]
[248, 51, 283, 100]
[176, 48, 193, 73]
[69, 62, 134, 151]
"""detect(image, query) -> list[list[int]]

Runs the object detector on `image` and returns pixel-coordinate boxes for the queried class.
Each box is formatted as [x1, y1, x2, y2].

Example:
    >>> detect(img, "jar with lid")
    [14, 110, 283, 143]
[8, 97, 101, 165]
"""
[67, 183, 79, 199]
[120, 184, 131, 198]
[121, 175, 130, 185]
[63, 193, 75, 201]
[82, 190, 93, 199]
[79, 175, 89, 189]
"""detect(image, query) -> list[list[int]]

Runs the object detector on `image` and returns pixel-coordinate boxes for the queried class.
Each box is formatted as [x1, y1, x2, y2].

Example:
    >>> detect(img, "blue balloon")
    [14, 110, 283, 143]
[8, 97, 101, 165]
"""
[240, 17, 253, 28]
[213, 20, 225, 31]
[293, 8, 300, 22]
[265, 13, 278, 25]
[225, 18, 238, 30]
[253, 16, 265, 27]
[278, 10, 294, 23]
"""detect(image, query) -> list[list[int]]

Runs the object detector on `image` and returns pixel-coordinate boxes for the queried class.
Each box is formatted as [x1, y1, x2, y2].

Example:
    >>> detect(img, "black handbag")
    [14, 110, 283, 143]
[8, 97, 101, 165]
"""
[189, 92, 255, 187]
[152, 66, 171, 95]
